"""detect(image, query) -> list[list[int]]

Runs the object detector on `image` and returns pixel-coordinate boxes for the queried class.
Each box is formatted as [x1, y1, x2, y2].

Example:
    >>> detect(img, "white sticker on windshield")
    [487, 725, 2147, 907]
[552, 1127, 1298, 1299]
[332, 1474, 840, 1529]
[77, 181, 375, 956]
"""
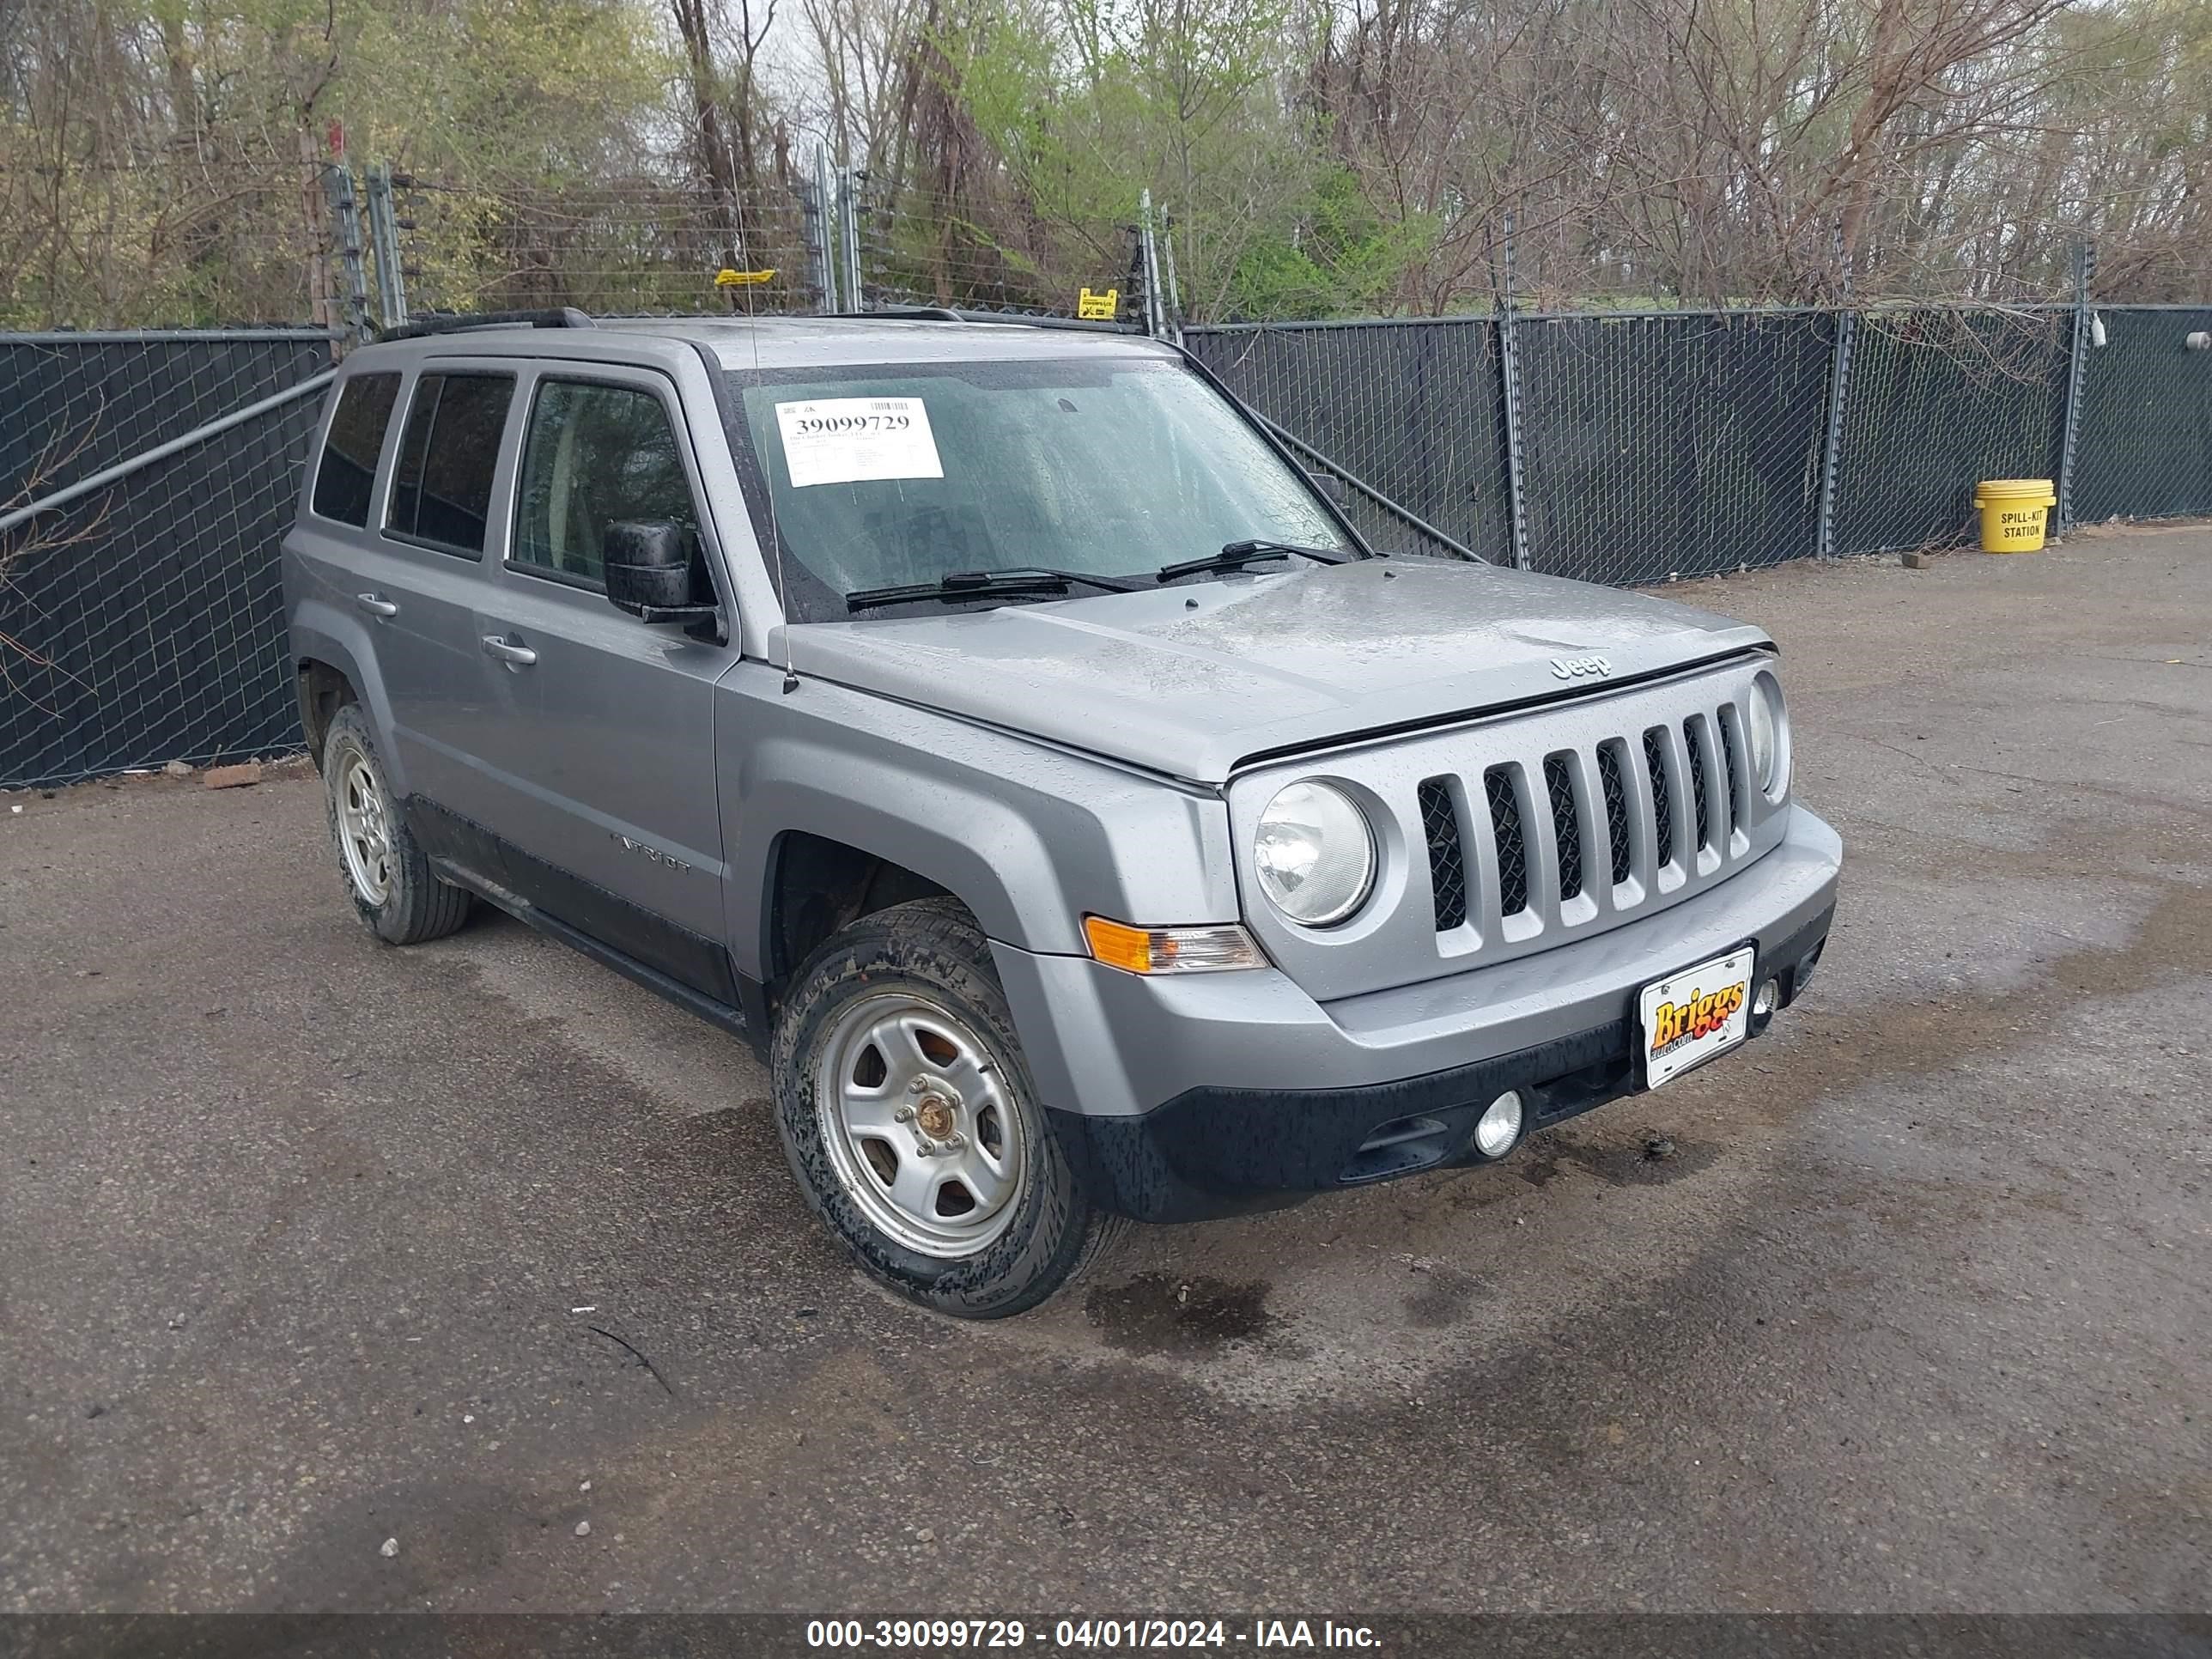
[774, 397, 943, 488]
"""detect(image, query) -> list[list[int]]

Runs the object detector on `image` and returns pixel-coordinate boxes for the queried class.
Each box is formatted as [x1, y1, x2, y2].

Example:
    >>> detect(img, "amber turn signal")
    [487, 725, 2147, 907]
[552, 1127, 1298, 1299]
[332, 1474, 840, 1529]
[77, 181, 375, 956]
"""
[1082, 916, 1265, 975]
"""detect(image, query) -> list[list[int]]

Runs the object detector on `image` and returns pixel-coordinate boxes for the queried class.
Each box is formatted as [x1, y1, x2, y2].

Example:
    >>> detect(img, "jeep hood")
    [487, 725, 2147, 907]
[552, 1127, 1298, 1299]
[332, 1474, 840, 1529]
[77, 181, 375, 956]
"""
[781, 559, 1772, 784]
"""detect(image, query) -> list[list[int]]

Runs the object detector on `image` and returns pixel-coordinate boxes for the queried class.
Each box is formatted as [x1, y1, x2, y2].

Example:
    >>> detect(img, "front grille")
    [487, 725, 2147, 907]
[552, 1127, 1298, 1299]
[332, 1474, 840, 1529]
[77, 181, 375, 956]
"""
[1717, 716, 1741, 837]
[1418, 778, 1468, 931]
[1484, 766, 1529, 917]
[1543, 755, 1584, 902]
[1644, 727, 1674, 868]
[1597, 743, 1632, 884]
[1683, 717, 1713, 851]
[1241, 665, 1781, 1000]
[1397, 686, 1759, 942]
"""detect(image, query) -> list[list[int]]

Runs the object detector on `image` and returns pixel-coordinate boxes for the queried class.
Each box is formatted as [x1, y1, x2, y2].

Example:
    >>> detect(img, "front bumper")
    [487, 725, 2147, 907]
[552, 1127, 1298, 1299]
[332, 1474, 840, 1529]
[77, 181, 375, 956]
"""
[1049, 904, 1830, 1220]
[993, 803, 1841, 1221]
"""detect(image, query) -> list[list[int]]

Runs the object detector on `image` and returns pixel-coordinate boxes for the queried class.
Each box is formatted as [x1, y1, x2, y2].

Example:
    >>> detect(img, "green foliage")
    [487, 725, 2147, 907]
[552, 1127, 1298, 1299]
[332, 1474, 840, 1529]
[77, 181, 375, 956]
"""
[11, 0, 2212, 325]
[0, 0, 678, 325]
[337, 0, 668, 179]
[944, 0, 1428, 319]
[1214, 165, 1432, 321]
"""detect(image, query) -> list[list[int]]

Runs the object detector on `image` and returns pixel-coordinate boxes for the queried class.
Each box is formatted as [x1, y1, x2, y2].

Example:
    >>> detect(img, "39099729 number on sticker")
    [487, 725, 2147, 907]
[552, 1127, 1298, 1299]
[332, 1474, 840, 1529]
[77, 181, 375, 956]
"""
[775, 397, 944, 489]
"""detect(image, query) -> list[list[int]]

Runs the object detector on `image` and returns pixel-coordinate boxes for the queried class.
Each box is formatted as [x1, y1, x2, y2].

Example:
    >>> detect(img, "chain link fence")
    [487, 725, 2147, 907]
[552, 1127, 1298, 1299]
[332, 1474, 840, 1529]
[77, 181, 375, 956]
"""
[1191, 300, 2206, 579]
[1831, 308, 2070, 556]
[1184, 319, 1510, 559]
[9, 179, 2212, 788]
[1512, 311, 1836, 585]
[2070, 307, 2212, 523]
[1, 331, 336, 787]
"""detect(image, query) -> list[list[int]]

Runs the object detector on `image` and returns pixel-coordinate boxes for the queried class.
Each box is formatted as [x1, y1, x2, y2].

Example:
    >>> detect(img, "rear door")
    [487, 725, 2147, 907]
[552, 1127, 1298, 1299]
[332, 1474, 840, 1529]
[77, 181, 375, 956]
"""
[290, 368, 411, 762]
[461, 363, 738, 998]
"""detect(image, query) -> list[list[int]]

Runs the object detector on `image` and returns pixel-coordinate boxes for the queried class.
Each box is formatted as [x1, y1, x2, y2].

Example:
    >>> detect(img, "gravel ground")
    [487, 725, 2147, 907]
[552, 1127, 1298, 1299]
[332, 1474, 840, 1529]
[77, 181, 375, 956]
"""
[1, 528, 2207, 1615]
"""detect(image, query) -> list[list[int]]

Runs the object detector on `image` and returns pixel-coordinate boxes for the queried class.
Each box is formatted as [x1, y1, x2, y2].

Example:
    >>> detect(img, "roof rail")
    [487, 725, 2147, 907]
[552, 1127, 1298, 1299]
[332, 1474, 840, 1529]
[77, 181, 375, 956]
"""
[836, 307, 1142, 336]
[375, 307, 597, 343]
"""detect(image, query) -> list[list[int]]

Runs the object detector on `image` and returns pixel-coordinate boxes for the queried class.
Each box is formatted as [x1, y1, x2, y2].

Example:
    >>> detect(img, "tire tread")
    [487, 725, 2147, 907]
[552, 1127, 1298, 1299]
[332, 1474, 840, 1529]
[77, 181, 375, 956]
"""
[324, 703, 472, 946]
[771, 896, 1122, 1317]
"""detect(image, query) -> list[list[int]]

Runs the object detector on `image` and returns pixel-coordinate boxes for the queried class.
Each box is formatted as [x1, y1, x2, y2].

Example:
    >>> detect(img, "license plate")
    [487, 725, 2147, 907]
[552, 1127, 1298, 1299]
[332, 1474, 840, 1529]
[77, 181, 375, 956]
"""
[1639, 945, 1756, 1090]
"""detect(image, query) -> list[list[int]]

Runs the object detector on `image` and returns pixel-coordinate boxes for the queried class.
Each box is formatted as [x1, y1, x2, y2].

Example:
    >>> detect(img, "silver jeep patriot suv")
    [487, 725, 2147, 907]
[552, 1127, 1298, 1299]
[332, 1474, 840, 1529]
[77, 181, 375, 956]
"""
[284, 308, 1841, 1316]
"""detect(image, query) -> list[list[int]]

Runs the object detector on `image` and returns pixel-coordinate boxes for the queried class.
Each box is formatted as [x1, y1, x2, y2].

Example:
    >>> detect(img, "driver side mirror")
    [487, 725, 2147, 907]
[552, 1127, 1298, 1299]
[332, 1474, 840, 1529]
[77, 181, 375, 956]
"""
[604, 520, 717, 626]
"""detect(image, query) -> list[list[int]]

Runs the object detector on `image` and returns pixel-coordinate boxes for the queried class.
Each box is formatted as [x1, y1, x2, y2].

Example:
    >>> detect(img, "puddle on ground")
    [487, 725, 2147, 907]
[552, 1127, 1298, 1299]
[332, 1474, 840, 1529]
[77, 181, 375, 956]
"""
[1084, 1273, 1275, 1357]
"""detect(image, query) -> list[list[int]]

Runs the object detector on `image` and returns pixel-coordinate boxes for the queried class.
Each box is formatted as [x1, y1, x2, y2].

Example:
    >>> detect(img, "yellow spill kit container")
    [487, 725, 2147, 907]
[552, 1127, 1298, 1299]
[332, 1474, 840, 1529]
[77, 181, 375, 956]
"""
[1974, 477, 2056, 552]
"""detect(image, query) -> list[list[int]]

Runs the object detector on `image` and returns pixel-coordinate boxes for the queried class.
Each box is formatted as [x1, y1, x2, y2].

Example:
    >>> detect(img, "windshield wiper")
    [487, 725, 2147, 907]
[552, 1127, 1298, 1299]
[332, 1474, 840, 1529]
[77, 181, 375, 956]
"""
[1156, 539, 1355, 584]
[843, 566, 1144, 613]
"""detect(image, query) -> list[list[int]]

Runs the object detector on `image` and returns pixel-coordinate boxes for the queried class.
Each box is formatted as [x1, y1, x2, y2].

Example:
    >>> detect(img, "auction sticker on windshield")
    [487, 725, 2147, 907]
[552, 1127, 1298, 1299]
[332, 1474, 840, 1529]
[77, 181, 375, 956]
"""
[775, 398, 944, 488]
[1639, 945, 1754, 1089]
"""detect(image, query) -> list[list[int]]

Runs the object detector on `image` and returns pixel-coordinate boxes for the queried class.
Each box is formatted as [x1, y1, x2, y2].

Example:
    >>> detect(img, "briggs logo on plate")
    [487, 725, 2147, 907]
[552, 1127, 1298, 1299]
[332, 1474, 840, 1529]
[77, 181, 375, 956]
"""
[1649, 983, 1745, 1053]
[1550, 654, 1612, 680]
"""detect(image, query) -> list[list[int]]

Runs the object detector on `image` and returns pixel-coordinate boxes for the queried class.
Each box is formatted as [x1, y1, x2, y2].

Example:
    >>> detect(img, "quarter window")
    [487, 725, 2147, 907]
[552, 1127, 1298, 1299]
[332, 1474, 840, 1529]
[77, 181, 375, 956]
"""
[311, 373, 400, 527]
[386, 372, 514, 556]
[514, 380, 697, 586]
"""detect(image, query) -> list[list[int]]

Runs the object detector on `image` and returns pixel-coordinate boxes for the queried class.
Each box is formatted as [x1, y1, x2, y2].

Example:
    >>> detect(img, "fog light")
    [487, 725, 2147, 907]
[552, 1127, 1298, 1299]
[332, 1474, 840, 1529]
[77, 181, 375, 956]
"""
[1751, 976, 1781, 1030]
[1474, 1090, 1524, 1158]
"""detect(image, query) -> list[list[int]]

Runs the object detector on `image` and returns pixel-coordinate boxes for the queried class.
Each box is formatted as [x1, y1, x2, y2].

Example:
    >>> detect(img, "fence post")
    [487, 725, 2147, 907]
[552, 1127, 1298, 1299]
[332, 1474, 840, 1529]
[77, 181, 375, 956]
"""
[838, 167, 866, 313]
[321, 165, 374, 344]
[1139, 189, 1170, 340]
[805, 146, 841, 313]
[363, 162, 407, 331]
[1158, 213, 1185, 341]
[1815, 228, 1856, 561]
[1494, 211, 1534, 571]
[2057, 238, 2097, 537]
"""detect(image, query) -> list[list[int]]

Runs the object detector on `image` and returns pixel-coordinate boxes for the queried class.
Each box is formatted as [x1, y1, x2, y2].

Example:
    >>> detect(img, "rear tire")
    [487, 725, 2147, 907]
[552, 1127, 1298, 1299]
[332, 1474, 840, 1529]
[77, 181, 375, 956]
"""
[771, 896, 1126, 1317]
[323, 702, 472, 945]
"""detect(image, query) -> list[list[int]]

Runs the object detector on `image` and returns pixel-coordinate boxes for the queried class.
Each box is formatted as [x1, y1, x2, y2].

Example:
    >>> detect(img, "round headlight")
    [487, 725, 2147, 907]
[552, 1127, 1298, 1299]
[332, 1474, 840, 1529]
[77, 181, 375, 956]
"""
[1747, 675, 1788, 795]
[1255, 781, 1375, 926]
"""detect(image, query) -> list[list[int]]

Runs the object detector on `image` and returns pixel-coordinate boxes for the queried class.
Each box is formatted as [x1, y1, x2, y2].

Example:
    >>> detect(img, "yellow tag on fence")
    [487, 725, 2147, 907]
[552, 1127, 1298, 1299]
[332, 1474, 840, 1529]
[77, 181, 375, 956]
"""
[1077, 286, 1119, 320]
[715, 268, 776, 287]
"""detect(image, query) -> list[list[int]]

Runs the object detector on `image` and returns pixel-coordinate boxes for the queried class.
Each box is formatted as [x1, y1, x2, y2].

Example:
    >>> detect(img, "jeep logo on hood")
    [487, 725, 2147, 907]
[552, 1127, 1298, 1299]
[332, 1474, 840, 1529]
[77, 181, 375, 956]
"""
[1551, 654, 1613, 681]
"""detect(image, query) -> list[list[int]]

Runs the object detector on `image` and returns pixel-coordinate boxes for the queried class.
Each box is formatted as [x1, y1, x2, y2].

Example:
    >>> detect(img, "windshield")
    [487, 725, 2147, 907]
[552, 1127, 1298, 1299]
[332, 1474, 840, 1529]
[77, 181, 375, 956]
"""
[725, 356, 1356, 621]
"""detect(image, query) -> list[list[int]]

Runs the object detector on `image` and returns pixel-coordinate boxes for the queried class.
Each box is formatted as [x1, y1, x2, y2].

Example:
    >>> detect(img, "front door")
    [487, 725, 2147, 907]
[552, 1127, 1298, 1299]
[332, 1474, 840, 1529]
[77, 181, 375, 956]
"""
[460, 365, 738, 1001]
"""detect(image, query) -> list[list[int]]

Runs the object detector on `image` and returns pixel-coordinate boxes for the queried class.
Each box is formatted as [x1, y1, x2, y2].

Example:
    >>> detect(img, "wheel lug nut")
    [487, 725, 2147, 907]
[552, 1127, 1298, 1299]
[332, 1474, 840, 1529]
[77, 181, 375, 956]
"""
[894, 1106, 915, 1122]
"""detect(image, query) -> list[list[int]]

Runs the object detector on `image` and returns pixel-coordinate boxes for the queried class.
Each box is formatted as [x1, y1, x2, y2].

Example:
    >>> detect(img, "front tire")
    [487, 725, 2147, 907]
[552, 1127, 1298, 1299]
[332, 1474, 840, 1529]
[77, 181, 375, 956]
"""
[771, 897, 1125, 1317]
[323, 702, 472, 945]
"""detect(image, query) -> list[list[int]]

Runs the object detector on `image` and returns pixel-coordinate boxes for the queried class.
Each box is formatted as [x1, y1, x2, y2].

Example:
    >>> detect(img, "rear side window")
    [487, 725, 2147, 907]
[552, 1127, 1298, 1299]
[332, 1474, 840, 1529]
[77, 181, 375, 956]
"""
[513, 380, 699, 586]
[386, 372, 515, 556]
[311, 374, 400, 526]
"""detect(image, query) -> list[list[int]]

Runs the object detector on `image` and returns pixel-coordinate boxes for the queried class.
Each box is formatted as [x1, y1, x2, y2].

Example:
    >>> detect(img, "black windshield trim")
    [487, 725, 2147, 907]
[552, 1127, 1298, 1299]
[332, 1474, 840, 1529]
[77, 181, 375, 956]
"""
[846, 576, 1066, 613]
[845, 563, 1154, 612]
